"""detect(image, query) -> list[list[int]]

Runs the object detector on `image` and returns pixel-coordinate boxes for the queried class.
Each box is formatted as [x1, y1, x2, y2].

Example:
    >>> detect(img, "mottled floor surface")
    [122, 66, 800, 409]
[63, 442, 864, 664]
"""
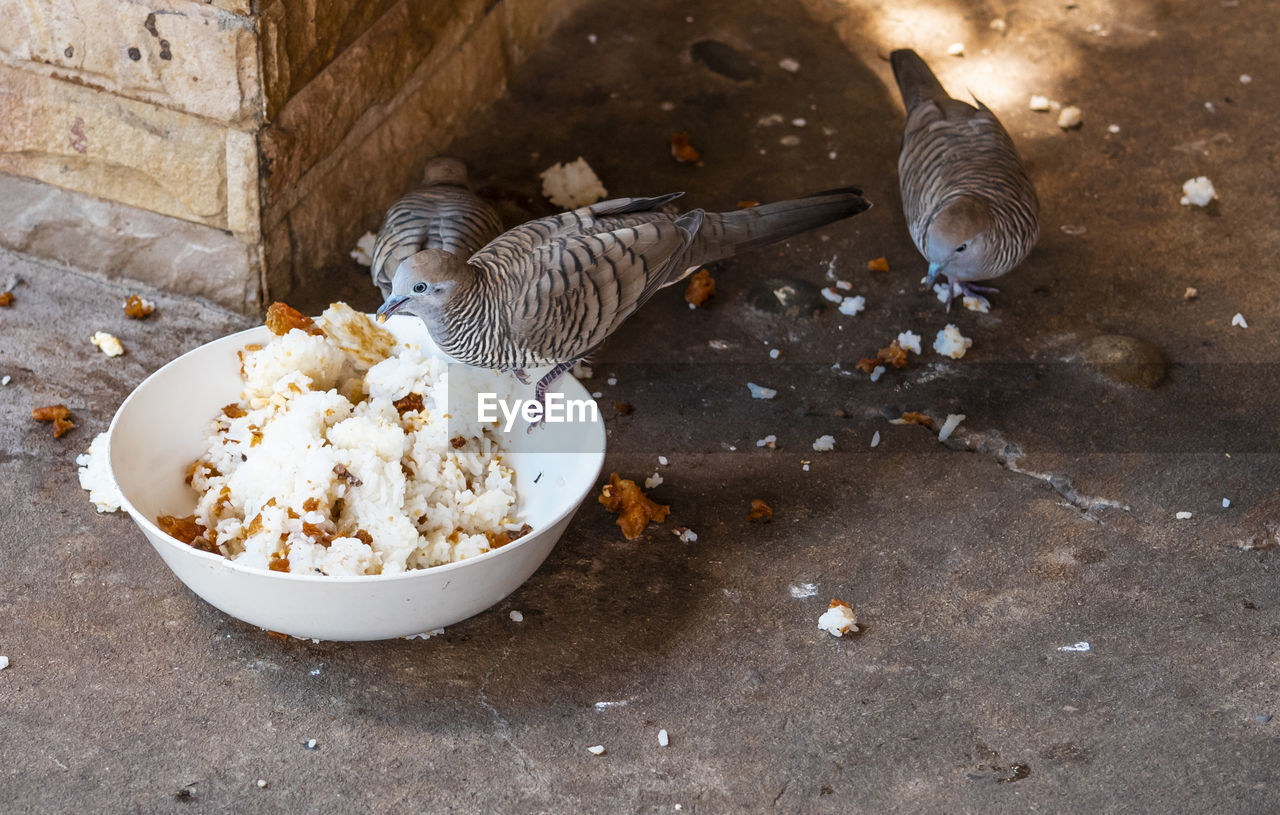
[3, 0, 1278, 811]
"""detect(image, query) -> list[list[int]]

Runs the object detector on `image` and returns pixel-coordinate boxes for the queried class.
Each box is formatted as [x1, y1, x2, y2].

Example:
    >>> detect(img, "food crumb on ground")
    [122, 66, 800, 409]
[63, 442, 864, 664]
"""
[1, 375, 9, 386]
[1232, 313, 1248, 328]
[835, 280, 853, 291]
[989, 18, 1007, 31]
[896, 331, 922, 355]
[684, 268, 715, 307]
[812, 434, 836, 452]
[673, 527, 698, 543]
[769, 348, 780, 359]
[658, 729, 670, 747]
[894, 411, 935, 429]
[599, 473, 670, 539]
[509, 610, 524, 623]
[1184, 286, 1199, 300]
[747, 382, 778, 400]
[403, 628, 446, 640]
[933, 324, 973, 359]
[76, 432, 123, 513]
[302, 739, 318, 750]
[838, 295, 866, 316]
[1176, 511, 1193, 520]
[572, 362, 593, 379]
[938, 413, 966, 442]
[1029, 95, 1052, 111]
[32, 403, 75, 438]
[540, 157, 607, 209]
[821, 286, 844, 304]
[869, 365, 886, 382]
[256, 780, 267, 789]
[1223, 498, 1232, 508]
[1180, 176, 1217, 207]
[778, 57, 800, 72]
[670, 132, 700, 163]
[124, 295, 156, 319]
[1057, 642, 1091, 653]
[645, 472, 664, 489]
[1107, 123, 1121, 133]
[0, 656, 9, 670]
[1241, 74, 1252, 84]
[946, 42, 965, 56]
[870, 430, 881, 448]
[818, 599, 859, 637]
[1057, 106, 1083, 129]
[866, 256, 890, 273]
[587, 745, 606, 756]
[91, 331, 124, 357]
[756, 434, 777, 449]
[350, 232, 376, 266]
[658, 456, 669, 466]
[748, 498, 773, 522]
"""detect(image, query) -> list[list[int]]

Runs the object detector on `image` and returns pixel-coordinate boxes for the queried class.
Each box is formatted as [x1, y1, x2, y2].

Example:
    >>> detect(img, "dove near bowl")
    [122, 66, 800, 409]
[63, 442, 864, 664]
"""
[107, 314, 605, 641]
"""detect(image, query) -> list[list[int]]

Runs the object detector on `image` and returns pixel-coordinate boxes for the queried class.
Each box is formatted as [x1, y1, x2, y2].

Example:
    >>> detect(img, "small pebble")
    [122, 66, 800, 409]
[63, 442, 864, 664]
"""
[509, 610, 524, 622]
[588, 745, 606, 756]
[1176, 511, 1192, 520]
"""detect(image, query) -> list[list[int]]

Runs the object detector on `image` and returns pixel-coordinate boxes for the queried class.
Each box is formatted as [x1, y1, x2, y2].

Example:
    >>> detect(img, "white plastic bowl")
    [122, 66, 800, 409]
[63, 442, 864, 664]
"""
[108, 314, 605, 641]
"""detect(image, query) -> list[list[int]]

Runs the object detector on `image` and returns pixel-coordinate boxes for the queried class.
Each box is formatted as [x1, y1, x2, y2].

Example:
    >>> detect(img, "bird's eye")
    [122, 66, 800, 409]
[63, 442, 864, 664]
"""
[955, 243, 968, 253]
[412, 282, 428, 294]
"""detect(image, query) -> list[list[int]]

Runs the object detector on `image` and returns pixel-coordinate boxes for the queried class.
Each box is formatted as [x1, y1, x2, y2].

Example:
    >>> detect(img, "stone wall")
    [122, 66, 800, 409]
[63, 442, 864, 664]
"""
[0, 0, 588, 312]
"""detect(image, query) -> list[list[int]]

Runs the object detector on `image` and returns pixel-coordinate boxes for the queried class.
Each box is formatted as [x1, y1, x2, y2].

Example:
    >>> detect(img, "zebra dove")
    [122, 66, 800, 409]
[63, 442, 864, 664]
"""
[891, 49, 1039, 308]
[369, 157, 503, 297]
[377, 188, 869, 400]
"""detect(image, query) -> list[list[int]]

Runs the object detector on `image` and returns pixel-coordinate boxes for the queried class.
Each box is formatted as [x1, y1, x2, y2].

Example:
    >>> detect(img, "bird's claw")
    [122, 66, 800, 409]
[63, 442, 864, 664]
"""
[512, 369, 531, 385]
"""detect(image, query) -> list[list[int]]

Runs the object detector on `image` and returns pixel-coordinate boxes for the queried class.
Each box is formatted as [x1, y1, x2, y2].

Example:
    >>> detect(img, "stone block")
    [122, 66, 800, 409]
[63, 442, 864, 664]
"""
[0, 172, 259, 311]
[0, 63, 254, 231]
[0, 0, 260, 123]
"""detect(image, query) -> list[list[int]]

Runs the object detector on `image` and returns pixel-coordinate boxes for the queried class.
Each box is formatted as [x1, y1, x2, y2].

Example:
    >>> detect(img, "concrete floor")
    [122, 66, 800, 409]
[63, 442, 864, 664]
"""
[4, 0, 1279, 811]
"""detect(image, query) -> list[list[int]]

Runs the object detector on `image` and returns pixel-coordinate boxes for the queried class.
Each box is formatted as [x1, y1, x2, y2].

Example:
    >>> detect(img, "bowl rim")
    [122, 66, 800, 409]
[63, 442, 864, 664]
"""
[108, 318, 607, 584]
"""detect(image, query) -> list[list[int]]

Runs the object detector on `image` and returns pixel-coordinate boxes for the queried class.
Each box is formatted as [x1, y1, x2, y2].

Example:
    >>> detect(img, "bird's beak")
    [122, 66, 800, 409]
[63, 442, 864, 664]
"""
[923, 261, 943, 288]
[376, 296, 409, 322]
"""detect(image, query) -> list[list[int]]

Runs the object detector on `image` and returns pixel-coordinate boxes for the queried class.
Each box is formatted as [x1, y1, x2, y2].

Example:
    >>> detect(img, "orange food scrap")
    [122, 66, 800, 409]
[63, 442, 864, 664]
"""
[613, 401, 633, 415]
[748, 498, 773, 523]
[598, 472, 670, 539]
[856, 339, 909, 373]
[900, 411, 935, 429]
[268, 551, 290, 572]
[264, 302, 323, 336]
[32, 403, 75, 438]
[0, 291, 13, 307]
[486, 523, 534, 549]
[737, 199, 761, 209]
[123, 295, 155, 319]
[684, 268, 716, 307]
[866, 256, 891, 273]
[157, 514, 205, 545]
[670, 132, 701, 163]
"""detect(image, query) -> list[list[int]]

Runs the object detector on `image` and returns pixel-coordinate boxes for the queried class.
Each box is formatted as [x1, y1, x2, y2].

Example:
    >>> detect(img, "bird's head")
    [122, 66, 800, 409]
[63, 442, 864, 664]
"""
[421, 156, 470, 187]
[376, 249, 472, 324]
[924, 196, 995, 284]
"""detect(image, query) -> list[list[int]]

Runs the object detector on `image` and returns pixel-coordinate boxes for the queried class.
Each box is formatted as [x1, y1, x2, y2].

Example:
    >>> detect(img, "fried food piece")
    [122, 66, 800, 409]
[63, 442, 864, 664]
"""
[264, 302, 323, 336]
[0, 292, 13, 307]
[856, 339, 909, 373]
[670, 132, 701, 163]
[684, 268, 716, 307]
[598, 472, 670, 539]
[899, 411, 935, 429]
[737, 199, 761, 209]
[393, 393, 425, 415]
[157, 514, 205, 544]
[486, 523, 533, 549]
[32, 403, 75, 438]
[123, 295, 155, 319]
[866, 256, 890, 272]
[613, 401, 633, 415]
[747, 498, 773, 522]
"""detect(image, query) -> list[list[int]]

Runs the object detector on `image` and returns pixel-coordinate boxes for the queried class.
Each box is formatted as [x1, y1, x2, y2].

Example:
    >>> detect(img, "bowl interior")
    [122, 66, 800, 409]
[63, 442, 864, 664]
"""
[108, 313, 606, 578]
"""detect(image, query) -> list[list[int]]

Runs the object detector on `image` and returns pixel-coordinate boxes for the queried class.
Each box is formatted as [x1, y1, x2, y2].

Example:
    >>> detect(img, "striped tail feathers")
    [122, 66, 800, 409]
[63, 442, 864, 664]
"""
[686, 187, 870, 267]
[890, 49, 950, 111]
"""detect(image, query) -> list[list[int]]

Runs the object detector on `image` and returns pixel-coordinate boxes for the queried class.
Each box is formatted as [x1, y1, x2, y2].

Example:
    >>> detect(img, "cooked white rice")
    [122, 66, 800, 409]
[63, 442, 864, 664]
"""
[185, 303, 522, 577]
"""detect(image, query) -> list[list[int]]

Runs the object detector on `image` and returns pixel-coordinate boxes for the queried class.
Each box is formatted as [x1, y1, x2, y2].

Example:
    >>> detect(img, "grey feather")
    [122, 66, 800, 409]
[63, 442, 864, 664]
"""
[891, 49, 1039, 302]
[369, 157, 503, 297]
[380, 188, 869, 371]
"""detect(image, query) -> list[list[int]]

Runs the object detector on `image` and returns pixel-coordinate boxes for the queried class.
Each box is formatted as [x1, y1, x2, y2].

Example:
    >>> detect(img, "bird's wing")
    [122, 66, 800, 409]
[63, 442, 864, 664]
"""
[473, 217, 695, 361]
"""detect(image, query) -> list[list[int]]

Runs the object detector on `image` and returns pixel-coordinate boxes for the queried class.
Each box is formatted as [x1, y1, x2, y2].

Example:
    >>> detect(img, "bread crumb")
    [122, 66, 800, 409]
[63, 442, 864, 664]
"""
[812, 434, 835, 452]
[1180, 177, 1216, 207]
[91, 331, 124, 357]
[747, 382, 777, 399]
[1240, 74, 1252, 84]
[1029, 95, 1052, 112]
[1057, 106, 1083, 129]
[1108, 124, 1121, 134]
[933, 324, 973, 358]
[818, 599, 859, 637]
[540, 157, 607, 209]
